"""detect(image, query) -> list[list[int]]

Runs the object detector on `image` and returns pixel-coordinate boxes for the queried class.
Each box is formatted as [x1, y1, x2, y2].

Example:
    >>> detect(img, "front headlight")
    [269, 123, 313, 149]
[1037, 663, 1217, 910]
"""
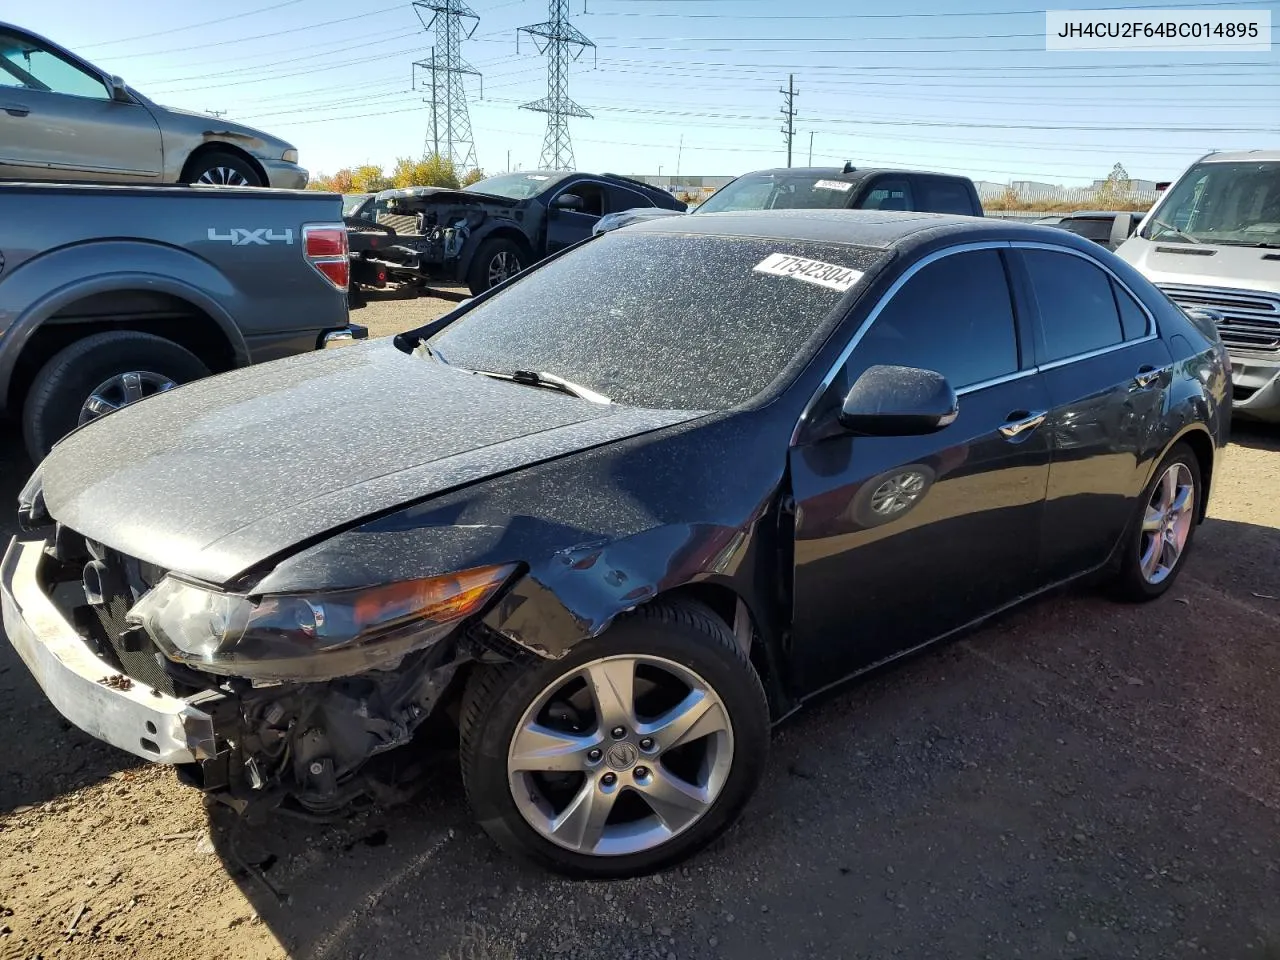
[282, 148, 299, 164]
[129, 564, 515, 682]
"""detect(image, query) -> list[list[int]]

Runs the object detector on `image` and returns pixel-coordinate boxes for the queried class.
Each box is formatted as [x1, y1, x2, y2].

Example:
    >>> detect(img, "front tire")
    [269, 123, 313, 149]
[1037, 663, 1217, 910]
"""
[22, 331, 210, 461]
[465, 238, 526, 296]
[459, 599, 769, 878]
[182, 150, 263, 187]
[1110, 442, 1202, 601]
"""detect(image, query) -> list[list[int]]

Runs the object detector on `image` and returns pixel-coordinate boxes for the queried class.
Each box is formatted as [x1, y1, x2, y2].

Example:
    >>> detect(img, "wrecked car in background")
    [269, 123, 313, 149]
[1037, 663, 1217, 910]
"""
[346, 170, 685, 296]
[5, 211, 1228, 878]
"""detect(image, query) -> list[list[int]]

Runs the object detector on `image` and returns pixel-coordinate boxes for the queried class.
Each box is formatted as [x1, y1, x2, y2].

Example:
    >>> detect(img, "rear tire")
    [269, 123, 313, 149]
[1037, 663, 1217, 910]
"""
[1109, 442, 1202, 602]
[465, 238, 526, 296]
[182, 150, 263, 187]
[459, 599, 769, 878]
[22, 331, 210, 461]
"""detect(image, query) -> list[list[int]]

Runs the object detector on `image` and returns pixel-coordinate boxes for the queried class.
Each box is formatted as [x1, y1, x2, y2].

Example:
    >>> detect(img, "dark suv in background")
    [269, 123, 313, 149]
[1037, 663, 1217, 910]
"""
[594, 164, 983, 233]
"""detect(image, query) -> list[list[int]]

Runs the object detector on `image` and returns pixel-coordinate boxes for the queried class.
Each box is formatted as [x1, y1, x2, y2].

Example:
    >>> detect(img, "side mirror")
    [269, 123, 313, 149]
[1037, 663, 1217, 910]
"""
[553, 193, 585, 211]
[108, 75, 131, 103]
[839, 365, 958, 436]
[1109, 212, 1135, 248]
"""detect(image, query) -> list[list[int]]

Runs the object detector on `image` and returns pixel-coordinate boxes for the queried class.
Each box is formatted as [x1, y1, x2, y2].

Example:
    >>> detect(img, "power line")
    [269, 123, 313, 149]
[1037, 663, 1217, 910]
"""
[147, 27, 420, 78]
[79, 0, 308, 49]
[588, 0, 1274, 15]
[97, 2, 408, 59]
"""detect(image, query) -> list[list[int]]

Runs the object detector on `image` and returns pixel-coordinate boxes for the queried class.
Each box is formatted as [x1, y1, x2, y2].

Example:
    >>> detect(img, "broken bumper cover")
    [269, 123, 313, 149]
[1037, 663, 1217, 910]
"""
[1, 536, 216, 765]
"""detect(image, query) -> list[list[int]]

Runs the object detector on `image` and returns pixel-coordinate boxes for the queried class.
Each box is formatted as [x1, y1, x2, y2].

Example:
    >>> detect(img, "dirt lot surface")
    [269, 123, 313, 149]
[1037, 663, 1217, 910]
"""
[2, 298, 1278, 960]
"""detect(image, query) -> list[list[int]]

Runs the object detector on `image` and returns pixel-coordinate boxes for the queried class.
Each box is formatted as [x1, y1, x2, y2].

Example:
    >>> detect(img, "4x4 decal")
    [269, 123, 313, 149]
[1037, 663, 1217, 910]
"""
[207, 228, 295, 246]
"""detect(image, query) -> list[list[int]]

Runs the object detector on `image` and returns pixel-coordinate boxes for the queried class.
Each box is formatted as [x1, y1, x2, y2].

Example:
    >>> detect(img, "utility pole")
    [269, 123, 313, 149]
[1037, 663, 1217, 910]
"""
[519, 0, 596, 170]
[780, 74, 797, 168]
[412, 0, 482, 171]
[808, 130, 814, 166]
[206, 108, 227, 119]
[676, 133, 683, 182]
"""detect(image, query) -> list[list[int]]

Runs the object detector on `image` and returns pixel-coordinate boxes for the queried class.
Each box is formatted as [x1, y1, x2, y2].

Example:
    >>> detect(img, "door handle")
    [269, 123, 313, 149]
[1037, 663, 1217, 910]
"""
[1133, 364, 1167, 388]
[1, 104, 30, 117]
[999, 409, 1047, 439]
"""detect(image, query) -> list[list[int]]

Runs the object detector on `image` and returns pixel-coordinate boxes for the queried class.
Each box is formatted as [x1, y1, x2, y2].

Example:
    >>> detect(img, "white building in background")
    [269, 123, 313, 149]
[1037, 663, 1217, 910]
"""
[1011, 180, 1064, 200]
[1090, 177, 1159, 193]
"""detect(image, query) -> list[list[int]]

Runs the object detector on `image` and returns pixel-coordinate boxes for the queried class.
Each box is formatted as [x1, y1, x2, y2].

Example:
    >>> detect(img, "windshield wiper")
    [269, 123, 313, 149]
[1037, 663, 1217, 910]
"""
[473, 369, 611, 404]
[1148, 218, 1202, 244]
[1203, 238, 1280, 249]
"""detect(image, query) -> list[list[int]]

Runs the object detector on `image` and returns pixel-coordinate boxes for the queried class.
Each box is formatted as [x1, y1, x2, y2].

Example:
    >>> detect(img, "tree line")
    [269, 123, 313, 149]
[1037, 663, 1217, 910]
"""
[309, 154, 487, 193]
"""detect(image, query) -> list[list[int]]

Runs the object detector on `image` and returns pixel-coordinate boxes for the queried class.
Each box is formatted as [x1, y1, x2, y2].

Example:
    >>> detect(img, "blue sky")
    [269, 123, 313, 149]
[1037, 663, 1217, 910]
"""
[17, 0, 1279, 185]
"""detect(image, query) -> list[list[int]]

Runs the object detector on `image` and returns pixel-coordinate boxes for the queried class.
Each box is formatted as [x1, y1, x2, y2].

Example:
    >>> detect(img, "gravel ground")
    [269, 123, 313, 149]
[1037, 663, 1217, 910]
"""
[1, 301, 1278, 960]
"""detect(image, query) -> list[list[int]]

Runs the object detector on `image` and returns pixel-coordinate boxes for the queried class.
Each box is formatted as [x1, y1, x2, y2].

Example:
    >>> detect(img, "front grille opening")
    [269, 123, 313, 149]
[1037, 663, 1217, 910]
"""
[42, 526, 187, 697]
[1160, 283, 1280, 355]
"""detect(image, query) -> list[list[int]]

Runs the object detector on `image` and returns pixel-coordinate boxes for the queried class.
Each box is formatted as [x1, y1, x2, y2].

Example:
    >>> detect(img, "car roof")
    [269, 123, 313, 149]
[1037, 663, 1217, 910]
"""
[620, 208, 1102, 254]
[1198, 149, 1280, 163]
[734, 166, 970, 182]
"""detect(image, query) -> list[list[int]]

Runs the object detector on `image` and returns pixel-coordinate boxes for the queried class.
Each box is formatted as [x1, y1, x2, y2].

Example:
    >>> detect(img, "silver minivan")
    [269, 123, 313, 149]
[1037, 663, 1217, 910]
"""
[1117, 150, 1280, 422]
[0, 21, 307, 188]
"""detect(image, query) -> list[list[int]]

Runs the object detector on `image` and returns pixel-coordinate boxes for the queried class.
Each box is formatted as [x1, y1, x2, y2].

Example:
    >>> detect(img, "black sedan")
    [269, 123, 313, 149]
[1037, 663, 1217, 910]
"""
[3, 211, 1230, 879]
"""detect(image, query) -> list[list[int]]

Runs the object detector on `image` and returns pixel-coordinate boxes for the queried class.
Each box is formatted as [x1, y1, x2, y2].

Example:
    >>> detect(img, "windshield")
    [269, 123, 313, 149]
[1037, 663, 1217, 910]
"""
[463, 172, 564, 200]
[1142, 161, 1280, 247]
[696, 173, 858, 214]
[430, 233, 884, 410]
[342, 194, 372, 216]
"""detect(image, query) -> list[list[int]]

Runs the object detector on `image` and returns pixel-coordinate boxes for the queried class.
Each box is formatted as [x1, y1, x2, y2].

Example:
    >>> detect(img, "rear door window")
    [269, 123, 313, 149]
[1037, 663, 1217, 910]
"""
[1062, 218, 1113, 244]
[916, 177, 977, 215]
[607, 184, 654, 213]
[1020, 249, 1125, 361]
[857, 179, 914, 212]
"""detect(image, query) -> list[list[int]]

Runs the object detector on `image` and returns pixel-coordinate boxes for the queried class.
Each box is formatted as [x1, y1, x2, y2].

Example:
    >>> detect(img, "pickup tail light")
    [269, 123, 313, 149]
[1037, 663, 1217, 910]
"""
[303, 223, 349, 291]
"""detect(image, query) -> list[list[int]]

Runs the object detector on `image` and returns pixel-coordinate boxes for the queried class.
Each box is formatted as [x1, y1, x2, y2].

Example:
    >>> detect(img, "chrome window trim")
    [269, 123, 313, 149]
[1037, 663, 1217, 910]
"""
[1011, 240, 1156, 341]
[791, 238, 1159, 446]
[954, 368, 1038, 397]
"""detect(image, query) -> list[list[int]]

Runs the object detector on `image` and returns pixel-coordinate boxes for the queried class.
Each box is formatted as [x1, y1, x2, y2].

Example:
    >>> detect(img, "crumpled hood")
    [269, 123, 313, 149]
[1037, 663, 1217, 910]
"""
[39, 341, 700, 586]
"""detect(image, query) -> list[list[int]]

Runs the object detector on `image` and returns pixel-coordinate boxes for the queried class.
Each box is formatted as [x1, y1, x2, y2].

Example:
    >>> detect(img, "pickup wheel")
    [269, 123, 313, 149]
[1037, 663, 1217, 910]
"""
[182, 151, 263, 187]
[466, 238, 526, 296]
[22, 331, 210, 461]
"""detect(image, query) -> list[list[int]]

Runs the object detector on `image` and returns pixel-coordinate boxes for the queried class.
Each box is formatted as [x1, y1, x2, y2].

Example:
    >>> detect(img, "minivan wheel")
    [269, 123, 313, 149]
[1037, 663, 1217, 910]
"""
[1111, 442, 1201, 601]
[460, 599, 769, 878]
[22, 331, 210, 462]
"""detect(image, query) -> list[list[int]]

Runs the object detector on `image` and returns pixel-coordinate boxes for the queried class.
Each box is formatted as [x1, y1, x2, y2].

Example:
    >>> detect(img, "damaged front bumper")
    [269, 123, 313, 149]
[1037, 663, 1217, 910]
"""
[1, 536, 216, 764]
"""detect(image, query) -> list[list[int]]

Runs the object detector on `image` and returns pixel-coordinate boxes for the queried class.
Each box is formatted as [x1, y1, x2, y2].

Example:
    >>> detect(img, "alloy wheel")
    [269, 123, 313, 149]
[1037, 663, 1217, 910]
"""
[507, 654, 734, 857]
[197, 166, 251, 186]
[1139, 461, 1195, 584]
[78, 370, 177, 425]
[487, 251, 521, 286]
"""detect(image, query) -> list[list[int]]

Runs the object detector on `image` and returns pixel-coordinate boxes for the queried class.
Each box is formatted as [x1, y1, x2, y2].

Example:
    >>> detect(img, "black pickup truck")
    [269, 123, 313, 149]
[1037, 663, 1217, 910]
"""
[346, 170, 686, 296]
[0, 182, 363, 461]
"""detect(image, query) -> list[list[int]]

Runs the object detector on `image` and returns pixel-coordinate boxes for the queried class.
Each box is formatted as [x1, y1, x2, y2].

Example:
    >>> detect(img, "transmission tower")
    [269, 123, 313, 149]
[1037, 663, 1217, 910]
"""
[518, 0, 596, 170]
[412, 0, 481, 171]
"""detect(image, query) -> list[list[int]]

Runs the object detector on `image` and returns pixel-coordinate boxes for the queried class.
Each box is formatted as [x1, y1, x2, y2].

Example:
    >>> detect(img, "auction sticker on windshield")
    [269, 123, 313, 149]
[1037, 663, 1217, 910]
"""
[813, 180, 853, 192]
[754, 253, 864, 292]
